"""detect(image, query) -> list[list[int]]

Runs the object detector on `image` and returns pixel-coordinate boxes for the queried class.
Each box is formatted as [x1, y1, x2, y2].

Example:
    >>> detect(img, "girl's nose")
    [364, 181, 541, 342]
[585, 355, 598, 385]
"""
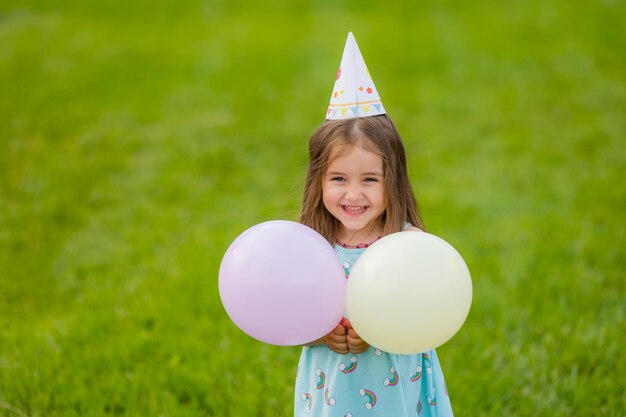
[344, 184, 364, 200]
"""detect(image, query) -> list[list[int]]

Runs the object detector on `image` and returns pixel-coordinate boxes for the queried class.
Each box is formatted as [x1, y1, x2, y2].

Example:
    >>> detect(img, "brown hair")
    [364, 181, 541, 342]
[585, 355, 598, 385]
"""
[299, 114, 424, 243]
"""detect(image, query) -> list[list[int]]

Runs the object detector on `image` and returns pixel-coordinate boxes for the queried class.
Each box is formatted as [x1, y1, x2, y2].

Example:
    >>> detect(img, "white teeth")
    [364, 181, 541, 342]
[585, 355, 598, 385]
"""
[343, 205, 366, 214]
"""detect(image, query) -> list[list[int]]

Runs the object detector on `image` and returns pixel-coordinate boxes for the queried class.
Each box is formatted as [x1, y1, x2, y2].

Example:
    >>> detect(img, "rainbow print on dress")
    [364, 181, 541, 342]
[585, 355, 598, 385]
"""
[359, 388, 377, 409]
[410, 365, 422, 382]
[314, 368, 326, 389]
[324, 386, 336, 406]
[384, 366, 399, 386]
[301, 393, 312, 414]
[338, 356, 358, 374]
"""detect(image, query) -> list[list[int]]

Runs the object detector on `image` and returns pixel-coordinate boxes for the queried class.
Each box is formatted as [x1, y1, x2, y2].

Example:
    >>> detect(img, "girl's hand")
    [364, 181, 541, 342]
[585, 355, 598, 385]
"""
[341, 318, 370, 354]
[324, 322, 349, 354]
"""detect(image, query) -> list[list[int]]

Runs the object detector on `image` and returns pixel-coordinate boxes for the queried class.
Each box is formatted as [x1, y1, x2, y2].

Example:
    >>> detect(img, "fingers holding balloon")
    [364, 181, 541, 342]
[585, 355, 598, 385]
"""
[325, 325, 349, 354]
[331, 322, 348, 334]
[325, 322, 347, 340]
[347, 327, 369, 354]
[326, 341, 349, 355]
[347, 327, 358, 338]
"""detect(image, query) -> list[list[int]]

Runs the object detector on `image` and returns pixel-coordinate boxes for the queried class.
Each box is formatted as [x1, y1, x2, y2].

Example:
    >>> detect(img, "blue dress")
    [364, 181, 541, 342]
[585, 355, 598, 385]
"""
[294, 244, 454, 417]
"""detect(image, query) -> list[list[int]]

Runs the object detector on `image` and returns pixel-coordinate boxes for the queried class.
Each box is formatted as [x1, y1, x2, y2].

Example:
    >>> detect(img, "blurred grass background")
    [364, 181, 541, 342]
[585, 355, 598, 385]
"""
[1, 0, 625, 416]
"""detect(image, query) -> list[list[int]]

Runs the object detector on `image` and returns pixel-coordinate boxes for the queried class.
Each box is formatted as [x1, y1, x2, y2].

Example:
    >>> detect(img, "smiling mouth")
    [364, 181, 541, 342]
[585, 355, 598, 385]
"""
[342, 205, 367, 215]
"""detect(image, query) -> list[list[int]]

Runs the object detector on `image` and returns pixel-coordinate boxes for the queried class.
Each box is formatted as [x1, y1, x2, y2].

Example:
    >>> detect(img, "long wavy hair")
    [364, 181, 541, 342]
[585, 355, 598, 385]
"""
[299, 114, 424, 243]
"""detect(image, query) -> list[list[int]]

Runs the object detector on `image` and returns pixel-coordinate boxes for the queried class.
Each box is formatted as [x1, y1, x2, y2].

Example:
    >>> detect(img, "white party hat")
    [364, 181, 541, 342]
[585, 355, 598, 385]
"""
[326, 32, 386, 120]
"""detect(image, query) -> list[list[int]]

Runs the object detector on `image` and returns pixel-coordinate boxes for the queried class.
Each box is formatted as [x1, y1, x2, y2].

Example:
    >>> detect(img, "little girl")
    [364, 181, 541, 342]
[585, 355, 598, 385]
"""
[294, 33, 454, 416]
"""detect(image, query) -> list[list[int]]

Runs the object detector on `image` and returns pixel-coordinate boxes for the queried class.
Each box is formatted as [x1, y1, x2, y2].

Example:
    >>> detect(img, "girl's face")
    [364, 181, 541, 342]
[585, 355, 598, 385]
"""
[322, 143, 386, 240]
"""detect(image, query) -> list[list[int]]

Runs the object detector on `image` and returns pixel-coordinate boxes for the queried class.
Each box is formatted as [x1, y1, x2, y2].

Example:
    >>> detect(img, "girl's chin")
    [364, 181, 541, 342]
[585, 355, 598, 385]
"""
[339, 219, 370, 232]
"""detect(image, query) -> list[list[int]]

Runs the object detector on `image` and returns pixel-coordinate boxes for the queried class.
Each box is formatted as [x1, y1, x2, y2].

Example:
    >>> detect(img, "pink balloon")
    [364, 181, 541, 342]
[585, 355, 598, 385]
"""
[218, 221, 345, 346]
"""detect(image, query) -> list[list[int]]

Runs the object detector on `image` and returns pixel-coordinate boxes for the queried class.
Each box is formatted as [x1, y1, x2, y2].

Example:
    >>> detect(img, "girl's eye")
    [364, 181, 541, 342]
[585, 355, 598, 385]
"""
[331, 177, 346, 182]
[364, 177, 378, 183]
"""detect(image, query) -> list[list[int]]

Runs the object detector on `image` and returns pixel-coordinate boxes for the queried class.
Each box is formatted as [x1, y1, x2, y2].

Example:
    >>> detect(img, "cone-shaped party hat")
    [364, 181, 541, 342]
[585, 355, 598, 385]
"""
[326, 32, 386, 120]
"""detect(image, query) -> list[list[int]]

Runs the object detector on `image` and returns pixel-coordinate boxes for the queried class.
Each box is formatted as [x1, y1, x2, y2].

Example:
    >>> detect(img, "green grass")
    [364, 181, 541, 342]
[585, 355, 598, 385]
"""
[1, 1, 625, 416]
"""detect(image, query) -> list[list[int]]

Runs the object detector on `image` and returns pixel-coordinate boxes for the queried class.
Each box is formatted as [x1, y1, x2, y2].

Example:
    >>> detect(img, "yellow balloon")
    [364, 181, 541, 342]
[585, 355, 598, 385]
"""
[346, 232, 472, 355]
